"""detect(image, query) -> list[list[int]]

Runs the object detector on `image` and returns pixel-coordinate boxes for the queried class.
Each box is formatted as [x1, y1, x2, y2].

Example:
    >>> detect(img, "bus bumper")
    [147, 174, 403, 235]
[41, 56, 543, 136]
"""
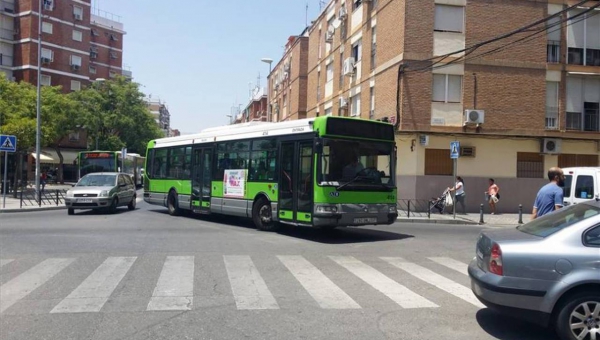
[313, 203, 397, 227]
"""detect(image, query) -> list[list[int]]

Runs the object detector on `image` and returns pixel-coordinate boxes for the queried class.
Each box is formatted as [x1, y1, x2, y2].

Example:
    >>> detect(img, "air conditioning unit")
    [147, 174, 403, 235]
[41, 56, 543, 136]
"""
[74, 13, 83, 20]
[342, 57, 355, 76]
[71, 64, 80, 71]
[419, 135, 429, 146]
[41, 57, 51, 64]
[541, 138, 561, 154]
[338, 5, 347, 20]
[464, 109, 485, 124]
[460, 146, 476, 157]
[339, 97, 348, 108]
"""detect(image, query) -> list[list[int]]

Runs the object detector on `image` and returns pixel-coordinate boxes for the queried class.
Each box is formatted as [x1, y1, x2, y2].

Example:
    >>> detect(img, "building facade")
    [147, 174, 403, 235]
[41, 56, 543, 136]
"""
[147, 98, 171, 137]
[234, 86, 268, 124]
[269, 0, 600, 212]
[0, 0, 126, 91]
[269, 32, 309, 122]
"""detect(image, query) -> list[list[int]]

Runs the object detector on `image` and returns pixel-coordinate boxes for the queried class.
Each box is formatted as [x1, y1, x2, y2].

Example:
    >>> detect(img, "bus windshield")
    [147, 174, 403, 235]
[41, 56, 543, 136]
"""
[319, 138, 394, 189]
[79, 153, 117, 177]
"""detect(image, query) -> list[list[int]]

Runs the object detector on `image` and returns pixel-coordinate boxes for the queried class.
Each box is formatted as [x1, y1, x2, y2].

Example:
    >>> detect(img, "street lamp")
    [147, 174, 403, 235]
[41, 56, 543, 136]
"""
[261, 58, 273, 122]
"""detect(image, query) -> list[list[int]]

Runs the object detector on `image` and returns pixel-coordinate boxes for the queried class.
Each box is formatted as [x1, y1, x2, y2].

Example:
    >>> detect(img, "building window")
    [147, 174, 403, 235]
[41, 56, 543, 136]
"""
[325, 107, 332, 116]
[72, 30, 83, 42]
[70, 80, 81, 91]
[584, 102, 599, 132]
[545, 82, 559, 130]
[370, 27, 376, 71]
[559, 154, 599, 168]
[352, 39, 362, 62]
[339, 51, 344, 88]
[425, 149, 452, 175]
[110, 51, 118, 59]
[566, 112, 582, 130]
[70, 55, 82, 67]
[317, 70, 321, 102]
[73, 6, 83, 20]
[432, 74, 462, 103]
[42, 22, 53, 34]
[68, 132, 80, 141]
[547, 40, 560, 63]
[90, 47, 98, 59]
[318, 29, 322, 59]
[567, 9, 600, 66]
[40, 75, 51, 86]
[89, 66, 96, 74]
[42, 0, 53, 10]
[517, 152, 544, 178]
[353, 0, 362, 11]
[109, 71, 117, 78]
[91, 28, 100, 36]
[41, 48, 53, 62]
[369, 86, 375, 119]
[326, 63, 333, 82]
[110, 33, 119, 41]
[350, 93, 360, 117]
[434, 5, 464, 33]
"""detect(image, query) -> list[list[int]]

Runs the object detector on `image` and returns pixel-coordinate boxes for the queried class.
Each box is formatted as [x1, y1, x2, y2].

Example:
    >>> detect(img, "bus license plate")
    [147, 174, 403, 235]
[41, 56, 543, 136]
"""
[77, 199, 93, 203]
[354, 217, 377, 224]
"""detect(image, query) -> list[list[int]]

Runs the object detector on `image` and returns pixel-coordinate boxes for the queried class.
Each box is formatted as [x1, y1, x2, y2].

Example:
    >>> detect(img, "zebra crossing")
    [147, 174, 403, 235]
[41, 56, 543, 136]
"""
[0, 255, 480, 315]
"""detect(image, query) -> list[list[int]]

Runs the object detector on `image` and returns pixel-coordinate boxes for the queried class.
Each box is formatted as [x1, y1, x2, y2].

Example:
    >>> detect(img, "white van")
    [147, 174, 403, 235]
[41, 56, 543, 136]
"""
[562, 167, 600, 206]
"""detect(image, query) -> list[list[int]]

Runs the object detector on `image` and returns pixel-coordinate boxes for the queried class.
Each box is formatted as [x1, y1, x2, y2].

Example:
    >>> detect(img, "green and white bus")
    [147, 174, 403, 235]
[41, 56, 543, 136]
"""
[144, 116, 398, 231]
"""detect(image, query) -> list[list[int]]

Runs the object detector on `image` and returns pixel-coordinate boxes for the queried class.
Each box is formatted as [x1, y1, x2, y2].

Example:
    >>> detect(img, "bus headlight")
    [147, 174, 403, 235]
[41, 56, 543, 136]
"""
[99, 190, 110, 197]
[389, 205, 397, 213]
[315, 205, 338, 214]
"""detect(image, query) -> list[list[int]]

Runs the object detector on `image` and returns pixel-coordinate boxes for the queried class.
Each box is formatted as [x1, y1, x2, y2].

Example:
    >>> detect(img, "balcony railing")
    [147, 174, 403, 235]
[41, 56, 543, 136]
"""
[545, 106, 559, 130]
[547, 41, 560, 63]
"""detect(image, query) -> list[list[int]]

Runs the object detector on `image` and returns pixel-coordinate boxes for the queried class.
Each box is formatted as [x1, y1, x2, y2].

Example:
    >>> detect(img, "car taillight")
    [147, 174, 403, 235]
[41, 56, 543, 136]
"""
[489, 243, 503, 276]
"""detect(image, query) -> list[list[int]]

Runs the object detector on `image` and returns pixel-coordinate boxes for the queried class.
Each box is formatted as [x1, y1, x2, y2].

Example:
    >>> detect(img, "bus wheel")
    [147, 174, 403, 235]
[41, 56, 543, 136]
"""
[253, 198, 277, 231]
[167, 192, 180, 216]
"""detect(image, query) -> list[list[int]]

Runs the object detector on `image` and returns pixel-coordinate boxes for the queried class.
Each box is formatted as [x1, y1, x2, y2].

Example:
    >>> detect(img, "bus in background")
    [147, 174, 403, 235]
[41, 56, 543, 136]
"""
[144, 116, 398, 231]
[78, 151, 145, 187]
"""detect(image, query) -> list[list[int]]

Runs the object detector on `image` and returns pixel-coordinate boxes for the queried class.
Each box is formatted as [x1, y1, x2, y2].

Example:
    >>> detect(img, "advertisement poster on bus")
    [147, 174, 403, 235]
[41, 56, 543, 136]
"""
[223, 169, 246, 198]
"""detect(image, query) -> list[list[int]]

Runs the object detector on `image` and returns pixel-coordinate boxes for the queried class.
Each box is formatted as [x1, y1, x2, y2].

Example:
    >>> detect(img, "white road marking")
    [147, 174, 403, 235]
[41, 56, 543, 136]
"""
[428, 257, 469, 276]
[147, 256, 194, 311]
[51, 257, 136, 313]
[278, 255, 360, 309]
[0, 259, 14, 267]
[381, 257, 484, 308]
[0, 258, 74, 313]
[224, 255, 279, 310]
[330, 256, 438, 309]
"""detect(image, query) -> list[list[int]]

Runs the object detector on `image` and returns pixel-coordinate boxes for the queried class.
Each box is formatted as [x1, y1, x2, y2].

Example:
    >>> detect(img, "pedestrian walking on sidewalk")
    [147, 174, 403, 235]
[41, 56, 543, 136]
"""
[531, 167, 565, 220]
[448, 176, 466, 214]
[485, 179, 500, 215]
[40, 171, 47, 192]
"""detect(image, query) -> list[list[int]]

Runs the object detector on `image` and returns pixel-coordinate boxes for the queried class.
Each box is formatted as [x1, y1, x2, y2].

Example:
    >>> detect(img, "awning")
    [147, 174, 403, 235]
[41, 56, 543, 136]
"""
[30, 149, 80, 164]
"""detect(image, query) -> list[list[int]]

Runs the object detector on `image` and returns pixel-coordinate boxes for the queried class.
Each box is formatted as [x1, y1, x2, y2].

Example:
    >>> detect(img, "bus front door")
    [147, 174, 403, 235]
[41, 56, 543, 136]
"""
[278, 141, 314, 225]
[192, 147, 212, 213]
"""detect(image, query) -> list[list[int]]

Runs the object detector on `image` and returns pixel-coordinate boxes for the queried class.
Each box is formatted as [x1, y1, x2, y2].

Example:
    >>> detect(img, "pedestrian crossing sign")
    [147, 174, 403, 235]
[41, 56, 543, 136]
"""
[0, 135, 17, 152]
[450, 141, 460, 159]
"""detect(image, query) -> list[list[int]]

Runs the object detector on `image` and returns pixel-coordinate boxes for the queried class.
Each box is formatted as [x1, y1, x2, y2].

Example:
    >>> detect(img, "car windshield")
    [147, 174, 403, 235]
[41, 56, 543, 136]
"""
[517, 203, 600, 237]
[76, 174, 117, 187]
[319, 138, 394, 188]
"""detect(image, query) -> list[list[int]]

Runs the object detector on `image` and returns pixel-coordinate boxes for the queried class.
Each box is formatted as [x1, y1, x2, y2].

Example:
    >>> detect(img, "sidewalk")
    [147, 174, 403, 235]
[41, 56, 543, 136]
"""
[396, 211, 531, 226]
[0, 184, 73, 213]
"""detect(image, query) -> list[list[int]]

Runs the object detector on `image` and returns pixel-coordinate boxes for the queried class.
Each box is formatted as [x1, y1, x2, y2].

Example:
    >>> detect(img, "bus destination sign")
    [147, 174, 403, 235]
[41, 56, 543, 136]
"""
[83, 152, 112, 159]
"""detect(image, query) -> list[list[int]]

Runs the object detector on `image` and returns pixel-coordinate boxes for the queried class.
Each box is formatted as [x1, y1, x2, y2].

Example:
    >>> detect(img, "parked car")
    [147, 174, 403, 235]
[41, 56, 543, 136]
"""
[65, 172, 137, 215]
[469, 199, 600, 340]
[563, 167, 599, 206]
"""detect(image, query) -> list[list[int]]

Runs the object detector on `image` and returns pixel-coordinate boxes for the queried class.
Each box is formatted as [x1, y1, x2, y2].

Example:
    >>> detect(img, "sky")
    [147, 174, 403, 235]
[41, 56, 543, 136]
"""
[91, 0, 323, 134]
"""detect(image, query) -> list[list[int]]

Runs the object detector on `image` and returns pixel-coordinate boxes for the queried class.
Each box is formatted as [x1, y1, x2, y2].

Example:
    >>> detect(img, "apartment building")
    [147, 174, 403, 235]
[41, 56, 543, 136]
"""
[147, 98, 171, 137]
[233, 86, 268, 124]
[269, 31, 309, 122]
[268, 0, 600, 212]
[0, 0, 126, 91]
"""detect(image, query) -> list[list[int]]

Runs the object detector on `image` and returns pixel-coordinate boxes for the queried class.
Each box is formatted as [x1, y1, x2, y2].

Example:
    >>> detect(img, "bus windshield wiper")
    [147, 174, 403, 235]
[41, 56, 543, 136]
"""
[336, 175, 369, 190]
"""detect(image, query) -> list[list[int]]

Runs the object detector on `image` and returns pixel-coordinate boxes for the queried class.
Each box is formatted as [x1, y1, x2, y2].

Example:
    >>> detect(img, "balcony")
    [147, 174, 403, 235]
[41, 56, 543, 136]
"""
[91, 9, 124, 32]
[547, 41, 560, 63]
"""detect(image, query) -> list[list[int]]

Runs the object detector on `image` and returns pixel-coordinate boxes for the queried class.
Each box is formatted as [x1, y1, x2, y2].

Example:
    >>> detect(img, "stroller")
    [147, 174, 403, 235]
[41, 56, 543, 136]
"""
[429, 189, 451, 214]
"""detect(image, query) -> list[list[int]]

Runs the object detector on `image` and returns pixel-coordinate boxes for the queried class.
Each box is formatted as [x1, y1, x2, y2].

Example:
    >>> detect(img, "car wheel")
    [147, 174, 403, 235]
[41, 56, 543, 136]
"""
[128, 195, 136, 210]
[555, 291, 600, 340]
[252, 198, 278, 231]
[109, 197, 118, 214]
[68, 208, 74, 215]
[167, 191, 180, 216]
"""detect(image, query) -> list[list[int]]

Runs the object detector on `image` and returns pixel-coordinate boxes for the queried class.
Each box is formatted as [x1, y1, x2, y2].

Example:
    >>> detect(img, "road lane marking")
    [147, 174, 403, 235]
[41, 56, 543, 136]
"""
[428, 257, 469, 276]
[278, 255, 360, 309]
[0, 259, 14, 267]
[224, 255, 279, 310]
[1, 258, 74, 313]
[147, 256, 194, 311]
[51, 257, 136, 313]
[381, 257, 484, 308]
[330, 256, 437, 309]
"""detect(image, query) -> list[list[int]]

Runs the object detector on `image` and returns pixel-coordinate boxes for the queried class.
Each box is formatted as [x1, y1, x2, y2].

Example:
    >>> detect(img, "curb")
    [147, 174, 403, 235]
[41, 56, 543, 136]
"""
[396, 218, 480, 225]
[0, 206, 66, 213]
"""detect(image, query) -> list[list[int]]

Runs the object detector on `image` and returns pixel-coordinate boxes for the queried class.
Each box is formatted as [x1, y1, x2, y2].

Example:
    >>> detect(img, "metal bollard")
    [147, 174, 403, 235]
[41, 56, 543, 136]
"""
[407, 201, 411, 218]
[428, 201, 431, 219]
[56, 190, 59, 206]
[479, 204, 484, 224]
[518, 204, 523, 224]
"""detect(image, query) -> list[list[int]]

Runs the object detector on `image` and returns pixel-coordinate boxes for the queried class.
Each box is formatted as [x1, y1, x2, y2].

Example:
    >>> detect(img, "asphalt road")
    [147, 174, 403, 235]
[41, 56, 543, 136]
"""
[0, 200, 558, 340]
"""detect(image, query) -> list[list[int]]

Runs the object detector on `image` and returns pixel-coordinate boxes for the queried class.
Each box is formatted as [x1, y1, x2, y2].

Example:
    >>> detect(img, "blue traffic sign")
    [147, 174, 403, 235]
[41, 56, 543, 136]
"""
[0, 135, 17, 153]
[450, 141, 460, 159]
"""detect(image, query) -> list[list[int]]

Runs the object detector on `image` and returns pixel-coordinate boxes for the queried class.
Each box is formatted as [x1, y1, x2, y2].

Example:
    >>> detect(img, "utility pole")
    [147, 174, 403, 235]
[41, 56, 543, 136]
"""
[35, 0, 43, 202]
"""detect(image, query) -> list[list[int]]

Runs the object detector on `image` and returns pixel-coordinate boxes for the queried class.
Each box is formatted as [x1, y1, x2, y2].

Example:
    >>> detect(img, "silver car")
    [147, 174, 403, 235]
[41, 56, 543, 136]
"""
[65, 173, 137, 215]
[469, 199, 600, 340]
